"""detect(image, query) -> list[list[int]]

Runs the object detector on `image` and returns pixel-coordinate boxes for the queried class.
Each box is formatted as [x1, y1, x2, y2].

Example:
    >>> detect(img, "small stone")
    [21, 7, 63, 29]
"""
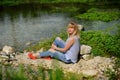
[78, 24, 84, 31]
[82, 55, 91, 60]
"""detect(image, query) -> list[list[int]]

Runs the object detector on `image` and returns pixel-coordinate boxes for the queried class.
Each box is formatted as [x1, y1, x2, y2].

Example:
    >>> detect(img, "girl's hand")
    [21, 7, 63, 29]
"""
[51, 44, 57, 50]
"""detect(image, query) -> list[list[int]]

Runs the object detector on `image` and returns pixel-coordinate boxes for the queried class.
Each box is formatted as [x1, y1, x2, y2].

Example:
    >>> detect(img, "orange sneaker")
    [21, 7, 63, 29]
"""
[28, 53, 32, 56]
[28, 53, 37, 60]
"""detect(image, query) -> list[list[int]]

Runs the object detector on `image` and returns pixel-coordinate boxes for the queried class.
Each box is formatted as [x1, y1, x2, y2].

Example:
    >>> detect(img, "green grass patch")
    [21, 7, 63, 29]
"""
[0, 0, 98, 6]
[76, 8, 120, 22]
[105, 58, 120, 80]
[81, 30, 120, 57]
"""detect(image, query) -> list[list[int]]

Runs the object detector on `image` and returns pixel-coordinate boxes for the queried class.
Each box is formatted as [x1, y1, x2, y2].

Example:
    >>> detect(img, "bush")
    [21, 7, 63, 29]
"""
[76, 8, 120, 22]
[80, 30, 120, 57]
[105, 58, 120, 80]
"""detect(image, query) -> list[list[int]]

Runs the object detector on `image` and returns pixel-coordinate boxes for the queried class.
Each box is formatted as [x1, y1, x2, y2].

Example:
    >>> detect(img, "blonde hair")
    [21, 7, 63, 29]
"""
[67, 22, 80, 38]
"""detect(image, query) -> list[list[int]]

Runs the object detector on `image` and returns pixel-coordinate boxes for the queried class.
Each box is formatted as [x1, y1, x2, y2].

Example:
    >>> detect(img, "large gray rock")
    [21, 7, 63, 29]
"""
[80, 45, 92, 55]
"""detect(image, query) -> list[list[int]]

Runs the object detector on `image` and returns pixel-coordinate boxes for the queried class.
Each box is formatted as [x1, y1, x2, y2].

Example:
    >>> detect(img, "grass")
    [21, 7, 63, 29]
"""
[0, 0, 101, 6]
[76, 8, 120, 22]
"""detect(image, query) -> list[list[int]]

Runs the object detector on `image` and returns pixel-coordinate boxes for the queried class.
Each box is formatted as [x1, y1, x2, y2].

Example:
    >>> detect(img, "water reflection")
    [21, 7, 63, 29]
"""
[0, 13, 71, 50]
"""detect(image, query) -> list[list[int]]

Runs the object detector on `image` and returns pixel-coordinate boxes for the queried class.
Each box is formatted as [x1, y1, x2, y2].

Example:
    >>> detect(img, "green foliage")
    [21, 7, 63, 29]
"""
[114, 58, 120, 71]
[5, 64, 28, 80]
[0, 0, 97, 6]
[0, 65, 2, 80]
[80, 30, 120, 57]
[48, 68, 64, 80]
[105, 58, 120, 80]
[1, 0, 119, 6]
[105, 68, 118, 80]
[76, 8, 120, 22]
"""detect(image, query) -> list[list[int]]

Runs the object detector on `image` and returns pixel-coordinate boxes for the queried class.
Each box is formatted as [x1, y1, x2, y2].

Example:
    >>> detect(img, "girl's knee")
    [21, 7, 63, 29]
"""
[56, 37, 61, 41]
[54, 37, 60, 46]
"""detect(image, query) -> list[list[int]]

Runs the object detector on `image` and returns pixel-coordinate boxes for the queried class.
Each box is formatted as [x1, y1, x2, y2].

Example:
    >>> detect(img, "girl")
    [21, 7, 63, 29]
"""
[28, 22, 80, 64]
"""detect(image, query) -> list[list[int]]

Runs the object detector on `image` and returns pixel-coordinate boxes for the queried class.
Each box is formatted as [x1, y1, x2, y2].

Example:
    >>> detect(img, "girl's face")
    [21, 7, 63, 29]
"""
[67, 24, 75, 35]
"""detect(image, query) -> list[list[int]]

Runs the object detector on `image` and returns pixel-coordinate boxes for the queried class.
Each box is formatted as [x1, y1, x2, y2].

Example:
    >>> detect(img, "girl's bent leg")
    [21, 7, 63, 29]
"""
[39, 50, 72, 64]
[53, 37, 65, 48]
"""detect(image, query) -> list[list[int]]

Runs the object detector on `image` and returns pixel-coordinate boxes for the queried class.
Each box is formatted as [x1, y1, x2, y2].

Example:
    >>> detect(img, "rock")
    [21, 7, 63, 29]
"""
[82, 55, 92, 60]
[80, 45, 92, 55]
[2, 45, 14, 54]
[78, 24, 84, 31]
[0, 46, 17, 65]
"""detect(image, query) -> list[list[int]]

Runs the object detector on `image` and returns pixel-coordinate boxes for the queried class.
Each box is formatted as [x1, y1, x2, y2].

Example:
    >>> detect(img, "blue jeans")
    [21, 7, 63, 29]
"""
[40, 37, 72, 64]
